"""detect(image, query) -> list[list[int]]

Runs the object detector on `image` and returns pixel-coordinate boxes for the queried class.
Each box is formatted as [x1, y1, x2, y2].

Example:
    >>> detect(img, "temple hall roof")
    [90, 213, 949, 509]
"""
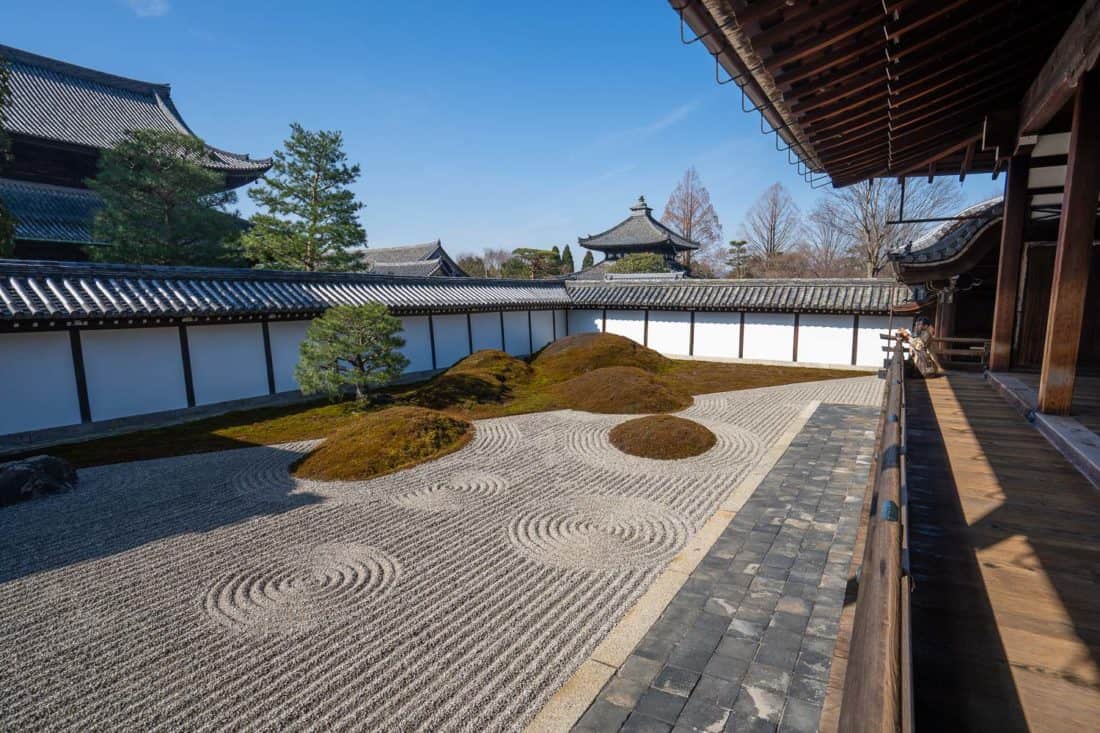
[579, 196, 700, 254]
[0, 178, 104, 245]
[359, 241, 467, 277]
[889, 198, 1004, 268]
[0, 45, 270, 183]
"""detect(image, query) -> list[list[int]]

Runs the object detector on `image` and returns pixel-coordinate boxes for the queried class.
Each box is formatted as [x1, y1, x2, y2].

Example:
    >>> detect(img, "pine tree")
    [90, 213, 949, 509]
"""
[582, 250, 595, 269]
[87, 129, 241, 266]
[561, 244, 575, 274]
[295, 304, 409, 402]
[244, 123, 366, 271]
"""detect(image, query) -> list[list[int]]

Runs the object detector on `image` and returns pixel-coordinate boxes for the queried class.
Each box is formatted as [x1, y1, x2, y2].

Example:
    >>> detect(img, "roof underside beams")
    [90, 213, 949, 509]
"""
[676, 0, 1083, 187]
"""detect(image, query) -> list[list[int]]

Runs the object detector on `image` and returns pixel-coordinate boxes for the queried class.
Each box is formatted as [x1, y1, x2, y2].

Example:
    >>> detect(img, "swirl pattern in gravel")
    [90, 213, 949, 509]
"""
[389, 473, 511, 512]
[203, 543, 400, 635]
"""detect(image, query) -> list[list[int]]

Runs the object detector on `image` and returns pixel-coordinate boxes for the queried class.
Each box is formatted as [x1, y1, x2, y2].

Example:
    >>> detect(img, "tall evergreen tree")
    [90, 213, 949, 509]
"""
[582, 250, 595, 269]
[561, 244, 575, 274]
[244, 123, 366, 271]
[0, 57, 14, 257]
[87, 129, 241, 266]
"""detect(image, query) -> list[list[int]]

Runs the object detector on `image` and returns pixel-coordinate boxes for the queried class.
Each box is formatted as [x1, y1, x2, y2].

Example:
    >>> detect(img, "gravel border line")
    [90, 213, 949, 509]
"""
[524, 400, 823, 733]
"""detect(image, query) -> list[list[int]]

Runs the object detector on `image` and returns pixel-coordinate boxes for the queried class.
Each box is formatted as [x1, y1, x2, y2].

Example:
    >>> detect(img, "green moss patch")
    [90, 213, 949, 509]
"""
[609, 415, 717, 459]
[413, 350, 531, 410]
[531, 333, 669, 382]
[551, 366, 693, 414]
[293, 406, 471, 481]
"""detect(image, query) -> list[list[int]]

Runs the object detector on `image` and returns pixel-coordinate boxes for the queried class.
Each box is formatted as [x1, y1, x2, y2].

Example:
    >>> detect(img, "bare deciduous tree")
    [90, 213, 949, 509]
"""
[661, 167, 723, 273]
[481, 247, 510, 278]
[828, 178, 960, 277]
[743, 183, 801, 275]
[804, 199, 859, 277]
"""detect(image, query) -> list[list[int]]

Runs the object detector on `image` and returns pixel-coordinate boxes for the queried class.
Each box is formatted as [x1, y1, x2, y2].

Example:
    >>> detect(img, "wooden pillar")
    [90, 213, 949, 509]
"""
[178, 325, 196, 407]
[1039, 70, 1100, 414]
[69, 328, 91, 423]
[792, 313, 800, 362]
[466, 313, 474, 355]
[688, 311, 696, 356]
[851, 314, 860, 366]
[261, 320, 276, 395]
[428, 314, 438, 370]
[989, 154, 1031, 370]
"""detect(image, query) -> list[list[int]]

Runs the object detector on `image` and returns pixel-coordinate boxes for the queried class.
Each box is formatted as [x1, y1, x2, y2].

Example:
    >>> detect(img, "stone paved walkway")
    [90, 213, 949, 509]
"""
[573, 404, 877, 733]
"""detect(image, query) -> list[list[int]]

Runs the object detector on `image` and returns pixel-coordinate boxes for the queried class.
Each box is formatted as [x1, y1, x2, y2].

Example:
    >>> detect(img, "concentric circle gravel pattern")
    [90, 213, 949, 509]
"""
[203, 543, 400, 635]
[508, 495, 691, 570]
[0, 375, 883, 732]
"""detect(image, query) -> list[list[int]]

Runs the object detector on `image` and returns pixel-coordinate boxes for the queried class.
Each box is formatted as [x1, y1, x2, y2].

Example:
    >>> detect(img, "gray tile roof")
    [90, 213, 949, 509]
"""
[367, 260, 443, 277]
[0, 260, 570, 322]
[0, 45, 270, 177]
[360, 241, 442, 264]
[358, 241, 468, 278]
[565, 278, 907, 314]
[579, 196, 699, 253]
[0, 178, 103, 244]
[890, 197, 1003, 267]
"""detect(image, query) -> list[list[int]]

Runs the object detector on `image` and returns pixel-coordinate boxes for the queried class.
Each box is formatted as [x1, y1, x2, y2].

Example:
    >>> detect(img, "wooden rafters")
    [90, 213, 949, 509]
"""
[678, 0, 1084, 186]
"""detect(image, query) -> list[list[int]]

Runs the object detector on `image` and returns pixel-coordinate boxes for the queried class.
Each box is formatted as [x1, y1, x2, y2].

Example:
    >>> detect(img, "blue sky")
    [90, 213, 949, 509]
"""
[6, 1, 1002, 259]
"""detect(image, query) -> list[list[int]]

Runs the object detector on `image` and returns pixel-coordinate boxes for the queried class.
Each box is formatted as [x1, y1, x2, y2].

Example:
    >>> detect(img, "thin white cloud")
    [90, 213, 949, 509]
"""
[127, 0, 171, 18]
[582, 100, 701, 153]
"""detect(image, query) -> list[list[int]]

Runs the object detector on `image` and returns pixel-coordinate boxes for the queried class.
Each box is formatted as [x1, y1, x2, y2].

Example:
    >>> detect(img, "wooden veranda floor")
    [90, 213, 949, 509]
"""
[907, 373, 1100, 731]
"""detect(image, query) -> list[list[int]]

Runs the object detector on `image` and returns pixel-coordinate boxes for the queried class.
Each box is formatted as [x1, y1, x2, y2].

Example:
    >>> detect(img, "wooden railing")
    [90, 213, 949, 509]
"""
[934, 336, 991, 367]
[839, 336, 913, 733]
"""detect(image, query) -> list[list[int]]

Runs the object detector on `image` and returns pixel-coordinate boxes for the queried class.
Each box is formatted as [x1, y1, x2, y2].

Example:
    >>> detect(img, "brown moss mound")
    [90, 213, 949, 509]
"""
[293, 406, 471, 481]
[551, 366, 692, 414]
[414, 350, 532, 409]
[609, 415, 716, 459]
[532, 333, 670, 381]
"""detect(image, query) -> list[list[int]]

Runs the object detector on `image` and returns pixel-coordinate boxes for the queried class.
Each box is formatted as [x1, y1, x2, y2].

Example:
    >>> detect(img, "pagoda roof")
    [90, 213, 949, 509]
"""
[579, 196, 700, 253]
[0, 178, 104, 245]
[0, 45, 271, 184]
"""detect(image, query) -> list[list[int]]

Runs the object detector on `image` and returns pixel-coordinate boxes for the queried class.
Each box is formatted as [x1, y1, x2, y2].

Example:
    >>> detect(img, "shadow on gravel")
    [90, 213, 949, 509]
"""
[0, 445, 321, 584]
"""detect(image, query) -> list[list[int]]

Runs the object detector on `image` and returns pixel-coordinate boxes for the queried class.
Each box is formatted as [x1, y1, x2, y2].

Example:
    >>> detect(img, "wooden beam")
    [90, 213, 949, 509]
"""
[989, 154, 1030, 371]
[1020, 0, 1100, 135]
[68, 328, 91, 423]
[1039, 70, 1100, 414]
[959, 141, 975, 182]
[178, 325, 196, 407]
[428, 314, 438, 370]
[261, 320, 276, 395]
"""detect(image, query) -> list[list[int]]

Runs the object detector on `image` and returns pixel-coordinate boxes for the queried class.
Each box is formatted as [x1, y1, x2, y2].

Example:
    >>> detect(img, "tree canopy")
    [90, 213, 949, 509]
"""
[244, 123, 366, 272]
[582, 250, 596, 269]
[295, 304, 409, 402]
[661, 167, 723, 272]
[607, 253, 668, 274]
[86, 129, 242, 266]
[561, 244, 575, 274]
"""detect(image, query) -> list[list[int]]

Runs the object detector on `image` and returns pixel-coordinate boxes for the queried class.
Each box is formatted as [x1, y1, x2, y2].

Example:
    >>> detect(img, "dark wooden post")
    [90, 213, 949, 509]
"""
[466, 313, 474, 355]
[689, 311, 696, 356]
[792, 313, 800, 362]
[989, 154, 1031, 371]
[527, 310, 533, 354]
[851, 314, 861, 366]
[261, 321, 276, 395]
[428, 314, 438, 370]
[738, 312, 746, 359]
[1039, 70, 1100, 414]
[643, 309, 649, 347]
[602, 309, 607, 333]
[69, 328, 91, 423]
[498, 311, 506, 351]
[178, 325, 196, 407]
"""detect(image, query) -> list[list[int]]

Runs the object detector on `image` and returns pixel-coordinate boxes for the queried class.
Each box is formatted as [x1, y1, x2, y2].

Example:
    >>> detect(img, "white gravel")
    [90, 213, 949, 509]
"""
[0, 376, 881, 732]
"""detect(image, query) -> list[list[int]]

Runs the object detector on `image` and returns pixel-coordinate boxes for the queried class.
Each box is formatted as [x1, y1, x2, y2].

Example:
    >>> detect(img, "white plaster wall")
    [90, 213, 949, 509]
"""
[605, 310, 646, 345]
[187, 323, 269, 406]
[568, 309, 602, 335]
[81, 327, 187, 421]
[648, 311, 691, 356]
[692, 312, 741, 359]
[502, 311, 531, 356]
[856, 315, 895, 367]
[470, 312, 503, 352]
[743, 313, 796, 362]
[553, 309, 567, 340]
[0, 332, 82, 435]
[530, 310, 555, 352]
[432, 314, 470, 368]
[268, 320, 311, 393]
[399, 316, 433, 372]
[798, 314, 855, 366]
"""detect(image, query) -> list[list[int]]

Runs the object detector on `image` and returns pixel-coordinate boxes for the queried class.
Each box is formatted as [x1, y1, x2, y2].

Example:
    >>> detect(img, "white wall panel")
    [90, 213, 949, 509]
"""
[470, 312, 504, 352]
[798, 314, 855, 366]
[856, 315, 895, 367]
[502, 311, 531, 356]
[82, 327, 187, 421]
[553, 309, 567, 340]
[605, 309, 646, 344]
[743, 313, 796, 362]
[0, 332, 82, 435]
[647, 311, 691, 355]
[530, 310, 555, 351]
[432, 314, 470, 368]
[187, 323, 268, 406]
[268, 320, 311, 393]
[692, 312, 740, 359]
[568, 309, 602, 335]
[399, 316, 433, 372]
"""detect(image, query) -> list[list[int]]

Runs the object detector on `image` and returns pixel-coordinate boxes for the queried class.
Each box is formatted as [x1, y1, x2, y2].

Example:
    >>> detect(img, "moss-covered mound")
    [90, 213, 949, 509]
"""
[413, 350, 532, 409]
[551, 366, 692, 414]
[610, 415, 717, 459]
[532, 333, 670, 381]
[293, 406, 472, 481]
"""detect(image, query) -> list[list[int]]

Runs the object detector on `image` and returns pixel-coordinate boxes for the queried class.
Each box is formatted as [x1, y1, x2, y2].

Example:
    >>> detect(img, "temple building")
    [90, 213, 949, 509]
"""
[358, 240, 467, 277]
[0, 45, 271, 260]
[576, 196, 699, 278]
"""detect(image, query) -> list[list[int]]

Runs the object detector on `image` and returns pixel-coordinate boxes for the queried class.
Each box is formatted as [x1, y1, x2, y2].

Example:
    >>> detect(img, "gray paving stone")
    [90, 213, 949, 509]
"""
[622, 712, 674, 733]
[576, 699, 632, 732]
[620, 654, 664, 685]
[677, 696, 731, 732]
[603, 676, 649, 709]
[702, 653, 750, 684]
[778, 698, 822, 733]
[654, 665, 701, 698]
[635, 688, 688, 725]
[690, 674, 741, 710]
